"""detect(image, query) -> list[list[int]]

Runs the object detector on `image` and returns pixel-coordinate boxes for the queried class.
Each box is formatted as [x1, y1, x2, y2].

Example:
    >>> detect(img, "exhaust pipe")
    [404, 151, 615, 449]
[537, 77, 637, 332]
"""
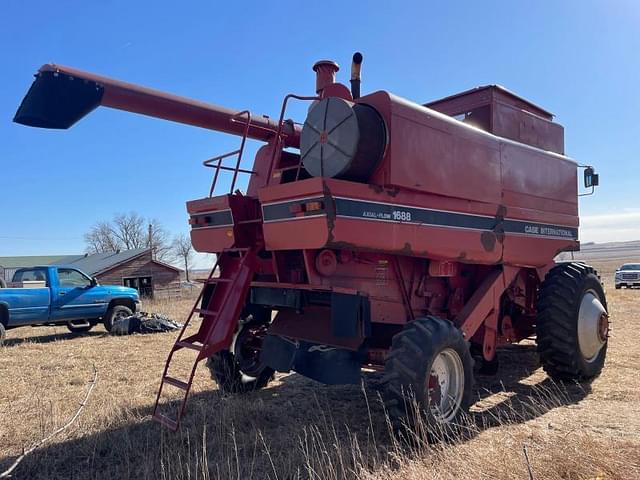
[350, 52, 363, 100]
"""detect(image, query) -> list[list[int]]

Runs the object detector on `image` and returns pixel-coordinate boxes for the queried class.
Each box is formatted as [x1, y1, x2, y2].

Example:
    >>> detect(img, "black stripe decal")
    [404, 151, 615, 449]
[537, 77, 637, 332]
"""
[334, 198, 577, 240]
[260, 196, 577, 240]
[335, 198, 495, 230]
[502, 219, 577, 239]
[191, 209, 233, 229]
[262, 197, 327, 222]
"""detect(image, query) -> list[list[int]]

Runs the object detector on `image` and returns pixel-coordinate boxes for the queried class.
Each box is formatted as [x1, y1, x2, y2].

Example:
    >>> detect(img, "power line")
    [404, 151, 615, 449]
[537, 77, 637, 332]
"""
[0, 235, 84, 241]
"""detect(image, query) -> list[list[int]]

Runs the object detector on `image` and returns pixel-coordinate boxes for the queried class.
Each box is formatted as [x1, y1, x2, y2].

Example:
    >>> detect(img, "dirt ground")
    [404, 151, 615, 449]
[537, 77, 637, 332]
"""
[0, 259, 638, 479]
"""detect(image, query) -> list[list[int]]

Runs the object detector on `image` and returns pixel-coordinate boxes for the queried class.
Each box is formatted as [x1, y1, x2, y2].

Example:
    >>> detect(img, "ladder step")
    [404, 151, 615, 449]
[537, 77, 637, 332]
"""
[275, 165, 301, 172]
[223, 247, 249, 253]
[194, 308, 219, 316]
[175, 341, 203, 351]
[163, 376, 189, 390]
[206, 277, 233, 284]
[153, 413, 178, 431]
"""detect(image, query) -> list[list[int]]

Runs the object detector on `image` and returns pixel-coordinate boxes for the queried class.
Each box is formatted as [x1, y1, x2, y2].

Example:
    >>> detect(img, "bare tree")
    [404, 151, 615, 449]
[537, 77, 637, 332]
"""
[84, 213, 171, 261]
[84, 221, 120, 254]
[172, 233, 193, 281]
[112, 212, 146, 249]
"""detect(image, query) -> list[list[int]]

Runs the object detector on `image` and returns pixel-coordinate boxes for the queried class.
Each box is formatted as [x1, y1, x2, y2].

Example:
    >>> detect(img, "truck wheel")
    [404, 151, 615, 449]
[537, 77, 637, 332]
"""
[615, 284, 621, 290]
[0, 323, 5, 346]
[536, 262, 609, 381]
[383, 316, 474, 437]
[104, 305, 133, 332]
[206, 322, 274, 393]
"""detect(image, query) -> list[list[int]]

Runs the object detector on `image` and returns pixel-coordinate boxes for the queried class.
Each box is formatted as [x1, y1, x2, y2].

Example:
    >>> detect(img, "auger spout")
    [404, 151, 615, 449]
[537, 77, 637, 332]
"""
[14, 64, 300, 148]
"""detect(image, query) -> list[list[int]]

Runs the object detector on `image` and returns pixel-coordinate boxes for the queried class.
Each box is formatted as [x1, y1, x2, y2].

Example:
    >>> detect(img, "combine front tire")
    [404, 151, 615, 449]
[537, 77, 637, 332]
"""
[536, 262, 609, 381]
[0, 323, 5, 346]
[383, 316, 473, 436]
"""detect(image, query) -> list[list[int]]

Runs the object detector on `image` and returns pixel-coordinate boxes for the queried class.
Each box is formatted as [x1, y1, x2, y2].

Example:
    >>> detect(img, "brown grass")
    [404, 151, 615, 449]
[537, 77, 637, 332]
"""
[1, 260, 639, 479]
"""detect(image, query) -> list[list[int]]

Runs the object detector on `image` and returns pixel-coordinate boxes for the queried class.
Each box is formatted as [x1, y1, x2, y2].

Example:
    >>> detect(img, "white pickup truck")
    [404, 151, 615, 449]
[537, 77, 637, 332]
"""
[614, 263, 640, 289]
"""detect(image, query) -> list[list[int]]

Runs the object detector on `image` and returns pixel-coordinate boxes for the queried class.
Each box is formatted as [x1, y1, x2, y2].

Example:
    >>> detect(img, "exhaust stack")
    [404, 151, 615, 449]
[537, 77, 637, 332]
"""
[350, 52, 363, 99]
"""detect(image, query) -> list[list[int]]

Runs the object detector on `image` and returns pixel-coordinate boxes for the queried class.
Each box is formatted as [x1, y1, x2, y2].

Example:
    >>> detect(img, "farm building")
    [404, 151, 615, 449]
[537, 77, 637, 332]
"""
[0, 248, 181, 297]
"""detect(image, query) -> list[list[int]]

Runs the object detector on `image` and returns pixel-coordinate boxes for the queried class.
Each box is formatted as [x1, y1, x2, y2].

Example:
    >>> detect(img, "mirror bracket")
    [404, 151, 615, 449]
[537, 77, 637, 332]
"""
[579, 165, 599, 197]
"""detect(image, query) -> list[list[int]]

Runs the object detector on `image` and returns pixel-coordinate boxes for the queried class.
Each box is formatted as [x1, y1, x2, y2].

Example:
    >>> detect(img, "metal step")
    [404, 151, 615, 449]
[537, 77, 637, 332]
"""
[223, 247, 250, 253]
[68, 320, 91, 328]
[206, 277, 233, 284]
[163, 376, 189, 390]
[153, 413, 178, 431]
[175, 341, 203, 351]
[194, 308, 219, 316]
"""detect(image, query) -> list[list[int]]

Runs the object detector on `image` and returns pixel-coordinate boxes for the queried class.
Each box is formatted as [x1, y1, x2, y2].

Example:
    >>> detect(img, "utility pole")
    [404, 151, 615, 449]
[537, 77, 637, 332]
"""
[148, 223, 154, 260]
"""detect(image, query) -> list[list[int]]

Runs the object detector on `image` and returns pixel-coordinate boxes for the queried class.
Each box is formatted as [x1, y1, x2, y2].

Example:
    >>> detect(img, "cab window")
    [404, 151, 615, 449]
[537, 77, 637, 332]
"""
[58, 269, 91, 288]
[12, 268, 48, 286]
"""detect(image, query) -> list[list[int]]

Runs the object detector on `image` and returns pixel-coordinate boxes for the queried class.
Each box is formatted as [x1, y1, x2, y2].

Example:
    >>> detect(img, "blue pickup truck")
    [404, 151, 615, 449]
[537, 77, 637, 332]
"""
[0, 265, 140, 344]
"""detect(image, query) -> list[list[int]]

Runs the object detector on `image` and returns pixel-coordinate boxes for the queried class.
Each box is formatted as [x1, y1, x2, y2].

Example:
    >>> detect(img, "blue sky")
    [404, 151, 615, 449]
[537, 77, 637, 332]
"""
[1, 1, 639, 267]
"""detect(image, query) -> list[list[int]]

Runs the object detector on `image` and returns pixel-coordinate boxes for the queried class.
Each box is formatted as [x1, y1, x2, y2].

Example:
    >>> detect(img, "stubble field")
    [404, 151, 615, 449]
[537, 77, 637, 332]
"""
[0, 258, 638, 479]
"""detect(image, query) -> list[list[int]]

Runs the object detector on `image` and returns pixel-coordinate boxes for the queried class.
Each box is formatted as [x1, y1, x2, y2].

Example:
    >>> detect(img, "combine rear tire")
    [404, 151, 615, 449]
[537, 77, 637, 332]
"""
[536, 262, 609, 381]
[383, 316, 473, 436]
[207, 322, 274, 394]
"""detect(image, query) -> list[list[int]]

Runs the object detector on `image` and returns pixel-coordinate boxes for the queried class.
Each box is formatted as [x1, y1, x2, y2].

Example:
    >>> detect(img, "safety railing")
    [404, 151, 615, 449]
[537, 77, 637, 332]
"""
[204, 95, 320, 197]
[203, 111, 254, 196]
[268, 94, 320, 182]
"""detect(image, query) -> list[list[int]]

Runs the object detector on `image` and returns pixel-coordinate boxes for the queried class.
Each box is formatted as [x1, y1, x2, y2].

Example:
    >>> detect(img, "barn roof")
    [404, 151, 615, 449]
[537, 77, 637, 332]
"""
[61, 248, 150, 275]
[1, 248, 181, 276]
[0, 254, 84, 269]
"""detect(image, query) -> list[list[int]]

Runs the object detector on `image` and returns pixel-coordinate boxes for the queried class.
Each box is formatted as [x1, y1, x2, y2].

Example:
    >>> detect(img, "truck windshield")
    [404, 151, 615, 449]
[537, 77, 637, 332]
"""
[621, 264, 640, 270]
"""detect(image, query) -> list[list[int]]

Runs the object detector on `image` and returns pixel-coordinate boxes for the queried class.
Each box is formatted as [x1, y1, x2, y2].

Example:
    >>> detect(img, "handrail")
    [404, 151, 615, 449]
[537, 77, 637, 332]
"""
[268, 94, 320, 182]
[203, 110, 254, 196]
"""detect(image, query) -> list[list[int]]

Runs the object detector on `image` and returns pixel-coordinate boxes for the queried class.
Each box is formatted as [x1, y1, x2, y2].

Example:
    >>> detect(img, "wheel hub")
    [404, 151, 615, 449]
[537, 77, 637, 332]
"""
[233, 324, 268, 378]
[577, 290, 608, 362]
[426, 348, 464, 422]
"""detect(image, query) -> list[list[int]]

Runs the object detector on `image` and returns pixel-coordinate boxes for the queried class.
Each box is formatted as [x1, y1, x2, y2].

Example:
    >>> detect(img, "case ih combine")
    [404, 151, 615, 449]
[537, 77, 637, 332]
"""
[14, 53, 608, 433]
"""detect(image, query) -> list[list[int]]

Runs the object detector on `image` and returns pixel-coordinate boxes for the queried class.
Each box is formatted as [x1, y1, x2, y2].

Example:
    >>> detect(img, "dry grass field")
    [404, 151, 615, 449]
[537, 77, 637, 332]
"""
[1, 259, 639, 479]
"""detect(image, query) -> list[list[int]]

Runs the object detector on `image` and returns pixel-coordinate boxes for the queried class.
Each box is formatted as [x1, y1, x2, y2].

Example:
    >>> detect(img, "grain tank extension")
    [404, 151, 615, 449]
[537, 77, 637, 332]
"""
[14, 54, 607, 433]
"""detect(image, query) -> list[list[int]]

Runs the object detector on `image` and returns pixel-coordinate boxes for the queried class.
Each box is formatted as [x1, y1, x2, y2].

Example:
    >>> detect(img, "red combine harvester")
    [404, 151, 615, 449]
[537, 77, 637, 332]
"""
[14, 53, 608, 433]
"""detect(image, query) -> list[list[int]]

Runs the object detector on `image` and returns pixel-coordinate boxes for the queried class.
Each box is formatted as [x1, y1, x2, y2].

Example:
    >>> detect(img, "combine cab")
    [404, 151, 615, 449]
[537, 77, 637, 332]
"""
[14, 54, 608, 433]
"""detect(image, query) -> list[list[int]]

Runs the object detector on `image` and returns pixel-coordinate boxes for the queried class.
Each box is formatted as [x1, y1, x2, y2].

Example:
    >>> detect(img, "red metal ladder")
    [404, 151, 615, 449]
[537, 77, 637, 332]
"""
[152, 246, 259, 430]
